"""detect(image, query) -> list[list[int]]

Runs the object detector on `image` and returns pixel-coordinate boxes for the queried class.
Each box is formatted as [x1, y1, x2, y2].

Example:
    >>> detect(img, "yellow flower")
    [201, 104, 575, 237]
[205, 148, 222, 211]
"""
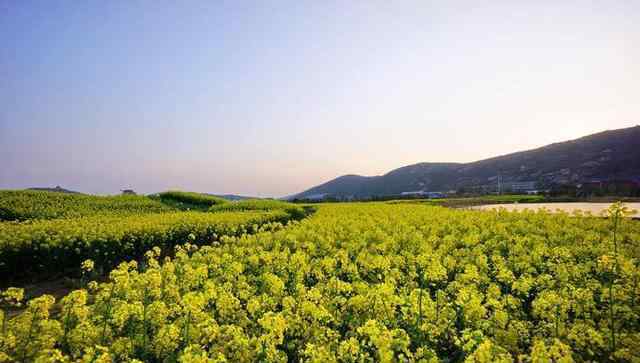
[81, 259, 95, 274]
[1, 287, 25, 307]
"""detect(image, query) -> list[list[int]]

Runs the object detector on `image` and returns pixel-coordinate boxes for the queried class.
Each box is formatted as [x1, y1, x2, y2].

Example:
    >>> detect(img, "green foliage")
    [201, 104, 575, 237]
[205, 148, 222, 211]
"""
[209, 199, 308, 219]
[152, 191, 228, 211]
[0, 211, 288, 281]
[388, 194, 545, 207]
[209, 199, 289, 212]
[0, 190, 172, 221]
[1, 203, 639, 361]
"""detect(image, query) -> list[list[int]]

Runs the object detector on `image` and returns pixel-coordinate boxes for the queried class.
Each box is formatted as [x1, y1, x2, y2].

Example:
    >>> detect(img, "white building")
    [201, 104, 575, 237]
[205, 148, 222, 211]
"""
[400, 191, 425, 196]
[507, 181, 536, 192]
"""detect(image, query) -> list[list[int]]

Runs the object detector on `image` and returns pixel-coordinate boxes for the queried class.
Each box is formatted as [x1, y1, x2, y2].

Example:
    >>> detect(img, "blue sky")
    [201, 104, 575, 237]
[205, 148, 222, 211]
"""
[1, 1, 638, 197]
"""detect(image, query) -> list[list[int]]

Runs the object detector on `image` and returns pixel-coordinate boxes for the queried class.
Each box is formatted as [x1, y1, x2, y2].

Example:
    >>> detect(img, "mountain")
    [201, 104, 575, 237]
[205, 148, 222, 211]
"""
[291, 125, 640, 199]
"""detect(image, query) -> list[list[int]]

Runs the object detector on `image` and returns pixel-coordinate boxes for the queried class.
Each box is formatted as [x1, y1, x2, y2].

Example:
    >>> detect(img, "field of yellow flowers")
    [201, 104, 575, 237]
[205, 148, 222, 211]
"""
[1, 202, 639, 362]
[0, 190, 174, 221]
[0, 191, 304, 281]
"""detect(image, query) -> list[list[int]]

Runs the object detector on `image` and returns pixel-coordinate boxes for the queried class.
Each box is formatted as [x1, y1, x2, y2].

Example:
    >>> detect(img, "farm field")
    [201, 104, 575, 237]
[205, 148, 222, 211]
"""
[0, 200, 638, 361]
[385, 195, 546, 208]
[0, 191, 307, 283]
[474, 202, 640, 218]
[0, 190, 173, 221]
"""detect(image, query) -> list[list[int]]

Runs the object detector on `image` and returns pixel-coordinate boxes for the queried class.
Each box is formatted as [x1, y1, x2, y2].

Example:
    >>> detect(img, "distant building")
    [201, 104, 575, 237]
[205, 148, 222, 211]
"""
[426, 192, 445, 198]
[526, 189, 550, 195]
[400, 191, 425, 196]
[304, 193, 328, 200]
[400, 191, 445, 199]
[506, 181, 536, 192]
[121, 189, 136, 195]
[577, 178, 640, 197]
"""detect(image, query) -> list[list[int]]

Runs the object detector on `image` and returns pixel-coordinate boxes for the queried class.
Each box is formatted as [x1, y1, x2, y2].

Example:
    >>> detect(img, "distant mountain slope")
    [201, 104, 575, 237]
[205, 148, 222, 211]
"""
[292, 125, 640, 199]
[207, 194, 258, 201]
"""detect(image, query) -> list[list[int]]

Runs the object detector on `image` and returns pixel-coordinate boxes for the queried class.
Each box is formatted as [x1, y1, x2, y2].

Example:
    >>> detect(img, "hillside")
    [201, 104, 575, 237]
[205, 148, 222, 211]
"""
[27, 186, 81, 194]
[292, 125, 640, 199]
[207, 193, 258, 201]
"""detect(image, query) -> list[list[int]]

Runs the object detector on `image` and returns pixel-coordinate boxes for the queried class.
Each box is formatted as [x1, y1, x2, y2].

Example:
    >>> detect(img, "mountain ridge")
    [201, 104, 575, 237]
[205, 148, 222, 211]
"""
[291, 125, 640, 199]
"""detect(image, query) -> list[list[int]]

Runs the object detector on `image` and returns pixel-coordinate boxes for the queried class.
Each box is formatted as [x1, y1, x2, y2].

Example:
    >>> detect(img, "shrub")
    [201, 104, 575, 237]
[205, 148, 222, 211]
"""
[209, 199, 308, 218]
[152, 191, 228, 210]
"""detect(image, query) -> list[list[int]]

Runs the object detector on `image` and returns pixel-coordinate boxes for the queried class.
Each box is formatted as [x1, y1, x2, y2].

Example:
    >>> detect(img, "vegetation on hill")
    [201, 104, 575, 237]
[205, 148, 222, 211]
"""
[294, 125, 640, 200]
[208, 194, 257, 201]
[27, 186, 80, 194]
[209, 199, 309, 219]
[387, 194, 546, 207]
[151, 191, 228, 211]
[0, 190, 171, 221]
[1, 202, 638, 361]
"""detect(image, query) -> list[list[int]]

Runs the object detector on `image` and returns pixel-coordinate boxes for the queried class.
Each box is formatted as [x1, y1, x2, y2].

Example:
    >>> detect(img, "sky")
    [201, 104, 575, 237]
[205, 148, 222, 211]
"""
[1, 1, 638, 197]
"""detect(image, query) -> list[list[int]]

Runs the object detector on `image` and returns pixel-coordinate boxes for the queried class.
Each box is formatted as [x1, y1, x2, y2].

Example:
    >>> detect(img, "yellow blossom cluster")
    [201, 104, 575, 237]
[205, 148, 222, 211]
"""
[0, 203, 639, 361]
[0, 210, 290, 280]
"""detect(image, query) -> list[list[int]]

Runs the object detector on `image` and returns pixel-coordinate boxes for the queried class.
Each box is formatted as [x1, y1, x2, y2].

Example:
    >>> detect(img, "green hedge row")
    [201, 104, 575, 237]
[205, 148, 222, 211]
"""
[150, 191, 228, 210]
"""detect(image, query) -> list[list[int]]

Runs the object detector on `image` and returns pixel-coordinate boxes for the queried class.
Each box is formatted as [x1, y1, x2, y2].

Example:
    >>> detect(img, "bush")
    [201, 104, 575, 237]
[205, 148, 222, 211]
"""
[152, 191, 228, 210]
[209, 199, 308, 218]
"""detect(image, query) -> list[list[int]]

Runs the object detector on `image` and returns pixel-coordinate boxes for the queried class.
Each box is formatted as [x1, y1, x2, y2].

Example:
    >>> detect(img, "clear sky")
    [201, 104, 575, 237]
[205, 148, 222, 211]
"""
[1, 1, 638, 197]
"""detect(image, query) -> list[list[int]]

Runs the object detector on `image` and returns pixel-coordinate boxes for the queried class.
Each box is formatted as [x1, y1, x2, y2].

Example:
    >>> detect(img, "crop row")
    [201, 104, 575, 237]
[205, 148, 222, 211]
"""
[0, 210, 289, 281]
[149, 191, 228, 211]
[209, 199, 310, 219]
[0, 190, 173, 221]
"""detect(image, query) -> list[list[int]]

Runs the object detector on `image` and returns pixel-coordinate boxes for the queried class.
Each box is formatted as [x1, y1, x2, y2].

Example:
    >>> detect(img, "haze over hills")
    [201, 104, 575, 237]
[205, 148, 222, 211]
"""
[206, 194, 259, 201]
[291, 125, 640, 200]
